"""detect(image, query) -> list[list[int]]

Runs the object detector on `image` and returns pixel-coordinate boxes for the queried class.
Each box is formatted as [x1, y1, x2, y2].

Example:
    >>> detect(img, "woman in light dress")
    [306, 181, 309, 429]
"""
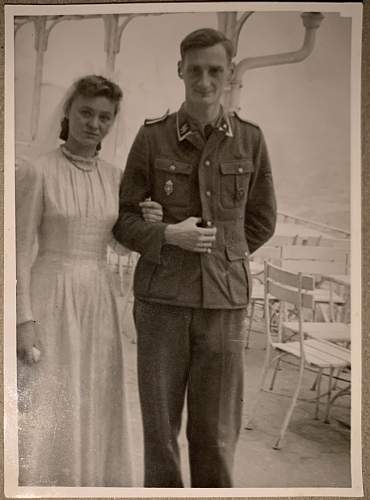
[16, 75, 162, 486]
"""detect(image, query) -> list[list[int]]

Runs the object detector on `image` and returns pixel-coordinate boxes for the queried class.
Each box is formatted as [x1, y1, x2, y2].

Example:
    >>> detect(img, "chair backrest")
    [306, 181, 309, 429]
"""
[321, 275, 351, 324]
[299, 235, 323, 246]
[318, 238, 351, 252]
[251, 245, 282, 265]
[264, 262, 315, 348]
[281, 245, 349, 275]
[268, 234, 299, 247]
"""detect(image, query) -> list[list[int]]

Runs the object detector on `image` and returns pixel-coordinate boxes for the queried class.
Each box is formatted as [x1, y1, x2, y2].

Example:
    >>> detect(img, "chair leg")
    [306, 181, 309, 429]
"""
[314, 368, 323, 420]
[311, 371, 320, 391]
[269, 354, 282, 391]
[118, 255, 125, 295]
[324, 367, 335, 423]
[332, 367, 342, 390]
[277, 302, 284, 342]
[245, 345, 273, 430]
[318, 303, 330, 322]
[245, 301, 255, 349]
[273, 356, 305, 450]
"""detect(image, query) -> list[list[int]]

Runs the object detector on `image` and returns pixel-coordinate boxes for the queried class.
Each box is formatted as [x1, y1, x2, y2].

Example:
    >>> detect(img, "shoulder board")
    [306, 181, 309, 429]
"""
[144, 109, 170, 126]
[232, 111, 260, 129]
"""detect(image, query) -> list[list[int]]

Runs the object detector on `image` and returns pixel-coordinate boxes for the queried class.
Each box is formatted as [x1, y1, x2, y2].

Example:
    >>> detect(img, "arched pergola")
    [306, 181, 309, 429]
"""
[15, 11, 324, 141]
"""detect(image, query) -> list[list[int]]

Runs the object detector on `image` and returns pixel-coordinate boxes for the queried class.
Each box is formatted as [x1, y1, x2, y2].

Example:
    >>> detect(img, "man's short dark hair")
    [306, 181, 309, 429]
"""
[180, 28, 234, 62]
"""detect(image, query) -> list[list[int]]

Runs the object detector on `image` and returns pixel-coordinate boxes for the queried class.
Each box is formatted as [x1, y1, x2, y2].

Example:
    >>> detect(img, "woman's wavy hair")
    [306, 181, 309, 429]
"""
[59, 75, 123, 149]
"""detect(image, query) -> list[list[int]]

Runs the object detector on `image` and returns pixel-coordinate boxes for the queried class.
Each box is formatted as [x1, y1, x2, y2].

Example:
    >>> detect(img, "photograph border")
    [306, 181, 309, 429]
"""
[2, 1, 368, 498]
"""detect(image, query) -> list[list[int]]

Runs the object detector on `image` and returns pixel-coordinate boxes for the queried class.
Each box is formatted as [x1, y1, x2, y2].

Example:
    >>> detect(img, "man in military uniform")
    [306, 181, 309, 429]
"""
[113, 28, 277, 487]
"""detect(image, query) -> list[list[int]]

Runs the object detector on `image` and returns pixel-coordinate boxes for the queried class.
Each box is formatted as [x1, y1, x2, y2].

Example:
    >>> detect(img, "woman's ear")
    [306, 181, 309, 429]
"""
[177, 61, 183, 79]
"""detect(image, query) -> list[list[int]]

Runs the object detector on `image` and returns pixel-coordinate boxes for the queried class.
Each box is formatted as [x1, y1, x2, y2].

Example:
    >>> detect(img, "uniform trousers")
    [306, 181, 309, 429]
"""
[133, 299, 247, 488]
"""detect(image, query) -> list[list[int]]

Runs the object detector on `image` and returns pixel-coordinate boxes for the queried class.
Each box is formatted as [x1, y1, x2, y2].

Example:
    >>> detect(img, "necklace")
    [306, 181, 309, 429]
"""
[60, 144, 98, 172]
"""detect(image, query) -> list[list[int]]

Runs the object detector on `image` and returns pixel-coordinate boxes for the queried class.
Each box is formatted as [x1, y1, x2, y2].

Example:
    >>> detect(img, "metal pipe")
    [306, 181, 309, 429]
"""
[228, 12, 324, 112]
[236, 14, 323, 75]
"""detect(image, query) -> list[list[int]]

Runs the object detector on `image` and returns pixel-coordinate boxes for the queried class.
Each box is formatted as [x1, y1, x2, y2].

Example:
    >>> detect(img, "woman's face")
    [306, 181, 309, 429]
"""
[66, 95, 117, 149]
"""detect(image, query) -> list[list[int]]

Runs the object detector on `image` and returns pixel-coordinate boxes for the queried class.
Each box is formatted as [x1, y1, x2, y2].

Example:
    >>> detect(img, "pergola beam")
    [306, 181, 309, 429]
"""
[16, 13, 171, 139]
[103, 14, 136, 74]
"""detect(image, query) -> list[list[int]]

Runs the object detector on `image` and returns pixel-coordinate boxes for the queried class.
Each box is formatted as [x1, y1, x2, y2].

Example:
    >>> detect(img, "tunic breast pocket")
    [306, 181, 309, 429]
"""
[154, 158, 192, 208]
[219, 160, 254, 209]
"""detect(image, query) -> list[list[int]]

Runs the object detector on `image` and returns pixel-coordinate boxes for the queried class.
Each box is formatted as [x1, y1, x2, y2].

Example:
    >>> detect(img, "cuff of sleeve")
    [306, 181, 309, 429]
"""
[108, 238, 131, 257]
[17, 307, 34, 326]
[141, 223, 167, 264]
[17, 290, 34, 325]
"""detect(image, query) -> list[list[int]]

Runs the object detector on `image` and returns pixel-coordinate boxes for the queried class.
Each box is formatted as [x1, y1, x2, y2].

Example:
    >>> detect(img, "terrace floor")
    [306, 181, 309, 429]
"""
[120, 292, 351, 489]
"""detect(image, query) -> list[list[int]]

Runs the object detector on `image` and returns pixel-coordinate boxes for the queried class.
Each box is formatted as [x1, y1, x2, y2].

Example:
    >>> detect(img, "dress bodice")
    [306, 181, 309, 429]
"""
[16, 147, 123, 323]
[38, 215, 114, 262]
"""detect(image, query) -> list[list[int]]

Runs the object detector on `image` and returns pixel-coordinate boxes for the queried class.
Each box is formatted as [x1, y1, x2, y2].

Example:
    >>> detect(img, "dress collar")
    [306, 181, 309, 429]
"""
[60, 144, 99, 172]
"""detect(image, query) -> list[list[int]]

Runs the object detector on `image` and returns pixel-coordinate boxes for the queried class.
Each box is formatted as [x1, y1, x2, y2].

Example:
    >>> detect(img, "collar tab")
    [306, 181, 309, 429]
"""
[216, 114, 233, 137]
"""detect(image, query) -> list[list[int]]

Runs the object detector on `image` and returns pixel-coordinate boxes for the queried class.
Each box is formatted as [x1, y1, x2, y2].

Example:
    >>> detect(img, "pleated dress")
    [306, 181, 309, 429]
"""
[16, 146, 133, 487]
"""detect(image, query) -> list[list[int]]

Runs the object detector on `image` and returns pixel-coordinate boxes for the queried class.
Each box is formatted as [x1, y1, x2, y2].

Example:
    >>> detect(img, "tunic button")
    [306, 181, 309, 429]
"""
[205, 190, 211, 197]
[204, 159, 211, 167]
[238, 167, 243, 173]
[170, 164, 176, 171]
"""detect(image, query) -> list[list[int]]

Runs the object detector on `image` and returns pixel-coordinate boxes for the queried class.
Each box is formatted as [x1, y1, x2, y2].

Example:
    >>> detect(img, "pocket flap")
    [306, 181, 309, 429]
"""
[220, 160, 254, 175]
[225, 246, 248, 261]
[155, 158, 192, 175]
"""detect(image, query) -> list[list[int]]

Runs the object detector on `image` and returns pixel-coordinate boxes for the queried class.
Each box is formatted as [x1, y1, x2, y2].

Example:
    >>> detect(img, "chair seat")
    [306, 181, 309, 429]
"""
[272, 339, 351, 368]
[250, 287, 345, 304]
[311, 288, 344, 304]
[283, 321, 350, 343]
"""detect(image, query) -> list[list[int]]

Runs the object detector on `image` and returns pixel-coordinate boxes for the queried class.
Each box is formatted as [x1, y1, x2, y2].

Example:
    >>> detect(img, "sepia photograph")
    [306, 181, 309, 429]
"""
[3, 1, 363, 497]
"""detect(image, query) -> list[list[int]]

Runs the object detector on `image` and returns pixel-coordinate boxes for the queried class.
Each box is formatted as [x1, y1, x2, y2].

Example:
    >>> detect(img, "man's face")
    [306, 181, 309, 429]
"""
[179, 43, 233, 109]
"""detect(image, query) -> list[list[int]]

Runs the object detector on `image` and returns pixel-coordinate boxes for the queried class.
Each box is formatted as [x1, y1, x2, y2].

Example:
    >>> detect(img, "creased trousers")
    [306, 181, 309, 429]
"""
[133, 299, 246, 488]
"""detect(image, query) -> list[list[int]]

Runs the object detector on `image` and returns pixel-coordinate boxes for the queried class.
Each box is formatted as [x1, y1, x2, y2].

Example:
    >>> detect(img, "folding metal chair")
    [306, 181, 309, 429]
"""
[245, 262, 351, 450]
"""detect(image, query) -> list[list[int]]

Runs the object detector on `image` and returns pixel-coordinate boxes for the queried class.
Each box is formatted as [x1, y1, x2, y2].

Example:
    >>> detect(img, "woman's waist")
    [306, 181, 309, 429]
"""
[37, 246, 108, 263]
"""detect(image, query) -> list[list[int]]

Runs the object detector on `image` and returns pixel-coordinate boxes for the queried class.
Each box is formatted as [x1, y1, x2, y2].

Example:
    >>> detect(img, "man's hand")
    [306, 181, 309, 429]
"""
[17, 321, 40, 365]
[164, 217, 217, 253]
[140, 199, 163, 223]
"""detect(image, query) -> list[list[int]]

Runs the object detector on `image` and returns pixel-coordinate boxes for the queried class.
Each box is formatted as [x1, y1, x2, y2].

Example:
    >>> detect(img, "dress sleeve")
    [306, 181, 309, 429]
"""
[107, 237, 131, 256]
[16, 159, 44, 325]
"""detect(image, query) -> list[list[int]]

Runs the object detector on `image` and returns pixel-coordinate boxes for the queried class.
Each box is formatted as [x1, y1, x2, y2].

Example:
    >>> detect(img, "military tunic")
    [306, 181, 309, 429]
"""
[113, 104, 277, 308]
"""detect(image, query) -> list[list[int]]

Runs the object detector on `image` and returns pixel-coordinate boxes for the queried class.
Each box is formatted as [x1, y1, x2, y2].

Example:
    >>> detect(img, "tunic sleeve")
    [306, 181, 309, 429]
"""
[16, 159, 44, 325]
[244, 130, 277, 254]
[113, 127, 168, 264]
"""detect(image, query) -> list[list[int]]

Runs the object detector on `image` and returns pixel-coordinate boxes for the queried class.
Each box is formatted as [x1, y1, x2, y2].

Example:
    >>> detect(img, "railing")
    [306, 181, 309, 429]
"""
[277, 211, 350, 239]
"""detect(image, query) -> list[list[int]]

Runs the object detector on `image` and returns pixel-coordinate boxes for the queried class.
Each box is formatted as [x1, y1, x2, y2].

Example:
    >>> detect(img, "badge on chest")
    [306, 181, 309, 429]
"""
[164, 179, 174, 196]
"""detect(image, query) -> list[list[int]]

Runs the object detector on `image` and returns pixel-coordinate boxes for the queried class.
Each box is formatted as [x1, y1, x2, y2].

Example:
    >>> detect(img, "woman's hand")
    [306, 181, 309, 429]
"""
[17, 321, 40, 365]
[140, 199, 163, 223]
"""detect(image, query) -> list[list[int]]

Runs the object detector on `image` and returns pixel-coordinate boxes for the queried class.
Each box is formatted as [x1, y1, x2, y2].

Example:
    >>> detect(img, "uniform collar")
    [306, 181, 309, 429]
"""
[176, 103, 233, 142]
